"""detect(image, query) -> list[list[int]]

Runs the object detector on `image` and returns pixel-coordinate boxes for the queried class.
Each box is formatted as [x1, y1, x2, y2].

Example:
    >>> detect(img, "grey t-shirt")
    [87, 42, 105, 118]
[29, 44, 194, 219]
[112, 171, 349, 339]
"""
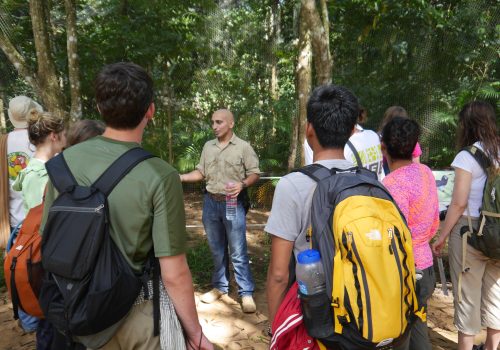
[265, 159, 354, 259]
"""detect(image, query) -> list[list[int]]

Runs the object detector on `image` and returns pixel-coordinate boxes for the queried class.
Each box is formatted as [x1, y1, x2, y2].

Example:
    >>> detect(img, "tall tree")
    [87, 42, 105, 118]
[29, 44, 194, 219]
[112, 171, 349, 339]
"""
[301, 0, 332, 85]
[29, 0, 66, 117]
[64, 0, 82, 121]
[288, 5, 312, 170]
[0, 1, 82, 118]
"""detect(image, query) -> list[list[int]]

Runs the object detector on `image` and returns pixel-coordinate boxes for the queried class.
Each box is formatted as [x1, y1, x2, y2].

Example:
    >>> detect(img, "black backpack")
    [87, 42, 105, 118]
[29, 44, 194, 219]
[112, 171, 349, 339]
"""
[39, 147, 158, 338]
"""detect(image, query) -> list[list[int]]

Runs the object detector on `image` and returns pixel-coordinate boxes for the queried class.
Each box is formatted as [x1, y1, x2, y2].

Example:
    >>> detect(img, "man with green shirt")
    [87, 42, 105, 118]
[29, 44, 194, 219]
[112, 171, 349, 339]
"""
[180, 109, 260, 313]
[41, 62, 213, 350]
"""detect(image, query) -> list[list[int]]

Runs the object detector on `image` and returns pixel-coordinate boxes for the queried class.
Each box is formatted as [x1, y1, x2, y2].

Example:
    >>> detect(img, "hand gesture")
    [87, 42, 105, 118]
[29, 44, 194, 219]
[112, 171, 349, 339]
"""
[225, 181, 242, 198]
[432, 234, 448, 256]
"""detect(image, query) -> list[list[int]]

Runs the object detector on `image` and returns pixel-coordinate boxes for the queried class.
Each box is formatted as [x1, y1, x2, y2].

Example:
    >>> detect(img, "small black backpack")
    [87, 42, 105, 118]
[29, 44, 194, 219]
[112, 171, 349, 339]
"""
[39, 147, 157, 338]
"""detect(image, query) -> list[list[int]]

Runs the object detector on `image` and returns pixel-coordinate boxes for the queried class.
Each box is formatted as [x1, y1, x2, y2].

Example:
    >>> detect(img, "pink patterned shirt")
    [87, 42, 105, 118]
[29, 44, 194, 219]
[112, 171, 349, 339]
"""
[383, 163, 439, 269]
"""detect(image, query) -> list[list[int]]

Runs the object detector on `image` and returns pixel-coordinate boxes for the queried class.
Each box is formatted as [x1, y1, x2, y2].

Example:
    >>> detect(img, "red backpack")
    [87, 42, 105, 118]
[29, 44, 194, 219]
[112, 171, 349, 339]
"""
[4, 203, 44, 319]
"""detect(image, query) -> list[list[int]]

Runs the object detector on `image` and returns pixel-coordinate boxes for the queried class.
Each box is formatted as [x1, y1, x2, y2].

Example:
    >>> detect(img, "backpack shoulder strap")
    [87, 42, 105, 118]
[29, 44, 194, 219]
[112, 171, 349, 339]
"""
[93, 147, 155, 196]
[462, 145, 491, 171]
[294, 163, 331, 182]
[0, 133, 10, 248]
[46, 153, 79, 194]
[346, 140, 363, 169]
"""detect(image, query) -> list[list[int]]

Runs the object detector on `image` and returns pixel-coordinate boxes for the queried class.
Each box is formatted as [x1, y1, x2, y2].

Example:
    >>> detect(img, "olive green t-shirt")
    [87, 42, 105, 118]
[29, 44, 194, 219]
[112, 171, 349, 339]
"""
[40, 136, 186, 272]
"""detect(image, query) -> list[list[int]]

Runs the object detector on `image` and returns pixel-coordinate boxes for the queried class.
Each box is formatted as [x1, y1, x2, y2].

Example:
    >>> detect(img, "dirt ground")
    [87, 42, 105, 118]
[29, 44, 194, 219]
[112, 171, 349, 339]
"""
[0, 194, 491, 349]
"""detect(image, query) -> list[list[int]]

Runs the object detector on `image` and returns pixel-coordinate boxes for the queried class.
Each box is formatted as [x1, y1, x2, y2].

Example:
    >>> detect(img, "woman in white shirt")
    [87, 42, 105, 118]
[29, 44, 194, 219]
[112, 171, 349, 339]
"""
[433, 101, 499, 350]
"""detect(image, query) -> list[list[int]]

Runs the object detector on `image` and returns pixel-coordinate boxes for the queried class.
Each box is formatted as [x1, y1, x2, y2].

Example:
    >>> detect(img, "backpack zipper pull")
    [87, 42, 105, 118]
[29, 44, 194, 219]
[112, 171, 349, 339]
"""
[388, 228, 394, 255]
[347, 231, 353, 249]
[306, 227, 312, 243]
[95, 204, 104, 213]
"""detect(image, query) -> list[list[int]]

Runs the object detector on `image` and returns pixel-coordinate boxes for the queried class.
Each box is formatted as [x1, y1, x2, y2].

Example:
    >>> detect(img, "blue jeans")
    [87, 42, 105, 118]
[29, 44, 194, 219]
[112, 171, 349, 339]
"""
[202, 194, 254, 296]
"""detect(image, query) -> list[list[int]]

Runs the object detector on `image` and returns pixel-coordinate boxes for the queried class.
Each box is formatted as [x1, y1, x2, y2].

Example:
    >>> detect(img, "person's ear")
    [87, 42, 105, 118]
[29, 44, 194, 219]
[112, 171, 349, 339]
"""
[305, 122, 314, 139]
[145, 102, 155, 121]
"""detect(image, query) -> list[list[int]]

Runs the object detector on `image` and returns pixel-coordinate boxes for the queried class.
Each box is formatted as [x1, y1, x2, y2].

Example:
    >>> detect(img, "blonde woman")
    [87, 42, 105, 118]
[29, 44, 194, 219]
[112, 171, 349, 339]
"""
[13, 110, 65, 210]
[12, 108, 65, 349]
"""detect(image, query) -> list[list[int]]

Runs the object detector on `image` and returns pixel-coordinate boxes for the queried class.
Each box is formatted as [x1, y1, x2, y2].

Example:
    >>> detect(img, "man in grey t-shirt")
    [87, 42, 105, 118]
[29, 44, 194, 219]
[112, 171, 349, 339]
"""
[265, 85, 410, 350]
[265, 85, 359, 328]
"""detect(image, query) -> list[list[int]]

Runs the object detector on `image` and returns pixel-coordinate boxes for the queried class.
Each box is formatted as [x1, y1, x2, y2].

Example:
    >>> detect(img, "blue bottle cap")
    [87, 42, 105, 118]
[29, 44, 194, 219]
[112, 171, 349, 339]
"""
[297, 249, 321, 264]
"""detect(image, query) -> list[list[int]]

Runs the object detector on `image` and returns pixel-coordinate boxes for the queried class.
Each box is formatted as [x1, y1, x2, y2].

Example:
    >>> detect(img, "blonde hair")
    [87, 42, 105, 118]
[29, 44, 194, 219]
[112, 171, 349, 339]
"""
[27, 109, 65, 146]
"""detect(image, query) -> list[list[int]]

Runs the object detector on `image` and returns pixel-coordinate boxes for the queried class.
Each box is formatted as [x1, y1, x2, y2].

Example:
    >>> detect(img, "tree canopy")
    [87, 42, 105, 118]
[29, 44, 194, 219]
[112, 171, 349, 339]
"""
[0, 0, 498, 172]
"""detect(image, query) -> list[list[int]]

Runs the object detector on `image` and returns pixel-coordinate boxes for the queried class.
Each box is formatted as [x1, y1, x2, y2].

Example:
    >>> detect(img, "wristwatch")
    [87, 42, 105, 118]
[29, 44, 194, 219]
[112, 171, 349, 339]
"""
[241, 181, 247, 189]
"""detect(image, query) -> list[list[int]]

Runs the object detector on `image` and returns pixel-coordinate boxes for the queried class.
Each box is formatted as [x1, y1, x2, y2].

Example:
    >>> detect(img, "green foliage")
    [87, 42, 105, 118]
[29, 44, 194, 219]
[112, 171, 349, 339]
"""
[0, 0, 498, 171]
[329, 0, 499, 167]
[186, 238, 213, 289]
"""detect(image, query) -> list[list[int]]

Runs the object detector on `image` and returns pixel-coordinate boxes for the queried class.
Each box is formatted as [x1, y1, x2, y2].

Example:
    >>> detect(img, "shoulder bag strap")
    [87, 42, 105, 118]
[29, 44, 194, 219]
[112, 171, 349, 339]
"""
[462, 145, 491, 171]
[92, 147, 155, 196]
[0, 133, 10, 248]
[346, 140, 363, 169]
[294, 163, 331, 182]
[45, 153, 79, 194]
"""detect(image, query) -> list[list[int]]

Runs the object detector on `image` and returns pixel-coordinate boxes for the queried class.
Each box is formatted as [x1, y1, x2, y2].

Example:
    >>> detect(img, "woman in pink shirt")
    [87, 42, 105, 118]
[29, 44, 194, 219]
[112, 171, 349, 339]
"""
[381, 117, 439, 350]
[379, 106, 422, 175]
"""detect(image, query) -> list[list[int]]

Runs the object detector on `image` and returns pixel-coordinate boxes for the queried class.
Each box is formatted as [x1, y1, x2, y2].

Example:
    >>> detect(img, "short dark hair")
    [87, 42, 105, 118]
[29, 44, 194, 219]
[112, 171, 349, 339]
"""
[95, 62, 154, 129]
[382, 117, 421, 161]
[306, 85, 359, 149]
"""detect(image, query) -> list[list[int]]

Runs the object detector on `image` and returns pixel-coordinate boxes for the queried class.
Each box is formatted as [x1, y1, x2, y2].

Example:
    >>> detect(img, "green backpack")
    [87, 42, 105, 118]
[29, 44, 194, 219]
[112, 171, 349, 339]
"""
[462, 145, 500, 259]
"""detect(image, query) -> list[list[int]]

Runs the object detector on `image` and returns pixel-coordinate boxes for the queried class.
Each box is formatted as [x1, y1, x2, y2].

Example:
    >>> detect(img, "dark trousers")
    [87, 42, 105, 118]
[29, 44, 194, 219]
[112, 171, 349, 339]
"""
[410, 266, 436, 350]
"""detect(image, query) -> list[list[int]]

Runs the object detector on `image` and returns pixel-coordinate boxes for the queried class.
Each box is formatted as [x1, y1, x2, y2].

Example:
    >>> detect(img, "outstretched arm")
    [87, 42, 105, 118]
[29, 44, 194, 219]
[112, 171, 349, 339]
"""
[180, 169, 204, 183]
[160, 254, 213, 350]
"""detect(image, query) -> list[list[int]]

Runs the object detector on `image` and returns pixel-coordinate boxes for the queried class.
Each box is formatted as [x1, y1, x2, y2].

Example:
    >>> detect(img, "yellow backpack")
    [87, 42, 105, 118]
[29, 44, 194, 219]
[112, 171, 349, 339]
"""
[297, 164, 425, 349]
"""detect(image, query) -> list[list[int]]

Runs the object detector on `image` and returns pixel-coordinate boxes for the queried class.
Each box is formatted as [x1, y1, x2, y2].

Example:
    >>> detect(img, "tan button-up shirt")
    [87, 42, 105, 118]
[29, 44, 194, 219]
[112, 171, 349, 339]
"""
[196, 134, 260, 194]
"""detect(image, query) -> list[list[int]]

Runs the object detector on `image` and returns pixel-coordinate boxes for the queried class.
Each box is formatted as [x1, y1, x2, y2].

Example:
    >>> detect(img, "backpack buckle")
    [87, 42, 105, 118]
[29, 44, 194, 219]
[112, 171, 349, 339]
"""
[331, 297, 340, 308]
[337, 315, 349, 325]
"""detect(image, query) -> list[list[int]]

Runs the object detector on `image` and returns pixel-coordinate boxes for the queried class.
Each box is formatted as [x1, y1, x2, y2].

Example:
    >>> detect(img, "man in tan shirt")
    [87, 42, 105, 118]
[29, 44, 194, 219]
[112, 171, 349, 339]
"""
[180, 109, 260, 313]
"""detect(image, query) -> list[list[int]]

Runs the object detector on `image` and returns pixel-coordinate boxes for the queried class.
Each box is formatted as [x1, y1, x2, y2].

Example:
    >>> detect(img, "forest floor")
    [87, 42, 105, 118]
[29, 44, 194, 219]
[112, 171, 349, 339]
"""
[0, 194, 490, 350]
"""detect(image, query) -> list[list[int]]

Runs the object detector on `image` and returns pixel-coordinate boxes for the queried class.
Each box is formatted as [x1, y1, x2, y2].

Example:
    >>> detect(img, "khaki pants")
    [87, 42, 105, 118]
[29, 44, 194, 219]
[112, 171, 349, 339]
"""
[448, 217, 500, 335]
[94, 301, 160, 350]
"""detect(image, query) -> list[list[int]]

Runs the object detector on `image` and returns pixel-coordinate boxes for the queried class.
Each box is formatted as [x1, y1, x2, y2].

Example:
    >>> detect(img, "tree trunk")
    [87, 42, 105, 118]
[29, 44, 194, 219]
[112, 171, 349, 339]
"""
[288, 6, 312, 170]
[320, 0, 329, 41]
[0, 36, 41, 98]
[64, 0, 82, 121]
[269, 0, 280, 100]
[30, 0, 66, 117]
[301, 0, 332, 85]
[162, 65, 174, 164]
[0, 97, 6, 132]
[269, 0, 280, 136]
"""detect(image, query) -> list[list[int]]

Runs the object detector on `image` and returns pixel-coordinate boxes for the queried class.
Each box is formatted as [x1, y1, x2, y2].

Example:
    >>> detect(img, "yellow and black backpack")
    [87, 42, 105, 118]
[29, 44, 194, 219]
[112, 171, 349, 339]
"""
[297, 163, 425, 350]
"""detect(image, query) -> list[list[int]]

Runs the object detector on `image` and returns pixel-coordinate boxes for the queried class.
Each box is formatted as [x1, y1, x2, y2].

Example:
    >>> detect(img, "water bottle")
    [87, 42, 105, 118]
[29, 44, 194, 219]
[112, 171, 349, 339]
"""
[225, 182, 237, 221]
[296, 249, 326, 295]
[296, 249, 333, 339]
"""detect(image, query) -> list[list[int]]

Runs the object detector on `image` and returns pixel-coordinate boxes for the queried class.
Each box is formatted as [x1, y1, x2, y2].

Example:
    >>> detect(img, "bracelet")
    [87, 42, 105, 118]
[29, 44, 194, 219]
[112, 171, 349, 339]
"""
[267, 324, 272, 337]
[241, 181, 247, 189]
